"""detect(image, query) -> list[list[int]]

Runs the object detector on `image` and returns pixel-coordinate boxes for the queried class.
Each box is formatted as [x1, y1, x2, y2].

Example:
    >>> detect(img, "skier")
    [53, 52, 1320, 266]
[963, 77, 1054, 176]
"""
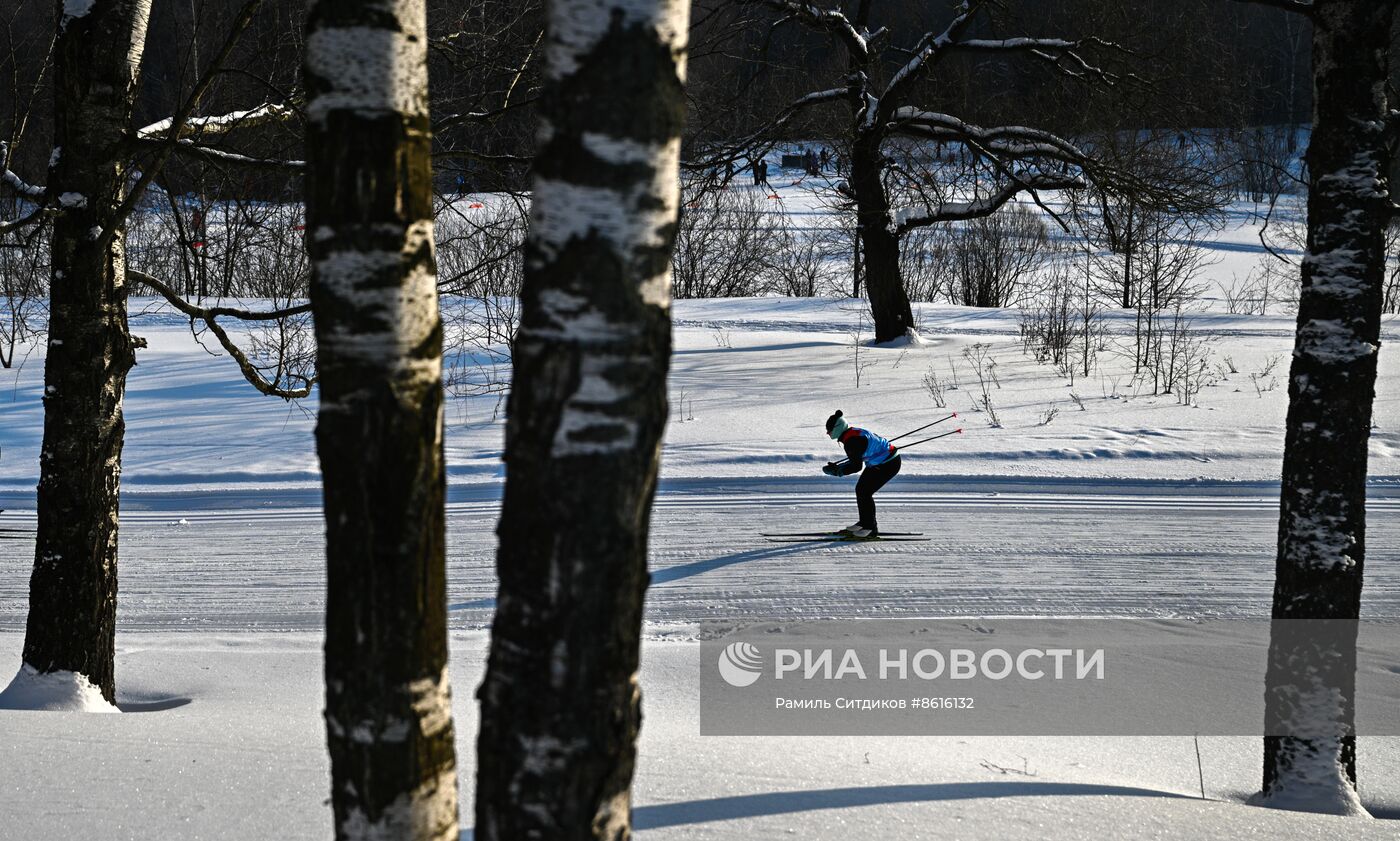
[822, 410, 901, 537]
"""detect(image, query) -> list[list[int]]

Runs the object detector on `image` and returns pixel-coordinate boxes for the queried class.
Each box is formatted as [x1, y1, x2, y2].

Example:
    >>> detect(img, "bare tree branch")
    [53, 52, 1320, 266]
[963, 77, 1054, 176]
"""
[102, 0, 269, 247]
[683, 86, 848, 170]
[132, 137, 304, 171]
[894, 174, 1083, 235]
[0, 203, 50, 235]
[749, 0, 871, 62]
[128, 269, 315, 399]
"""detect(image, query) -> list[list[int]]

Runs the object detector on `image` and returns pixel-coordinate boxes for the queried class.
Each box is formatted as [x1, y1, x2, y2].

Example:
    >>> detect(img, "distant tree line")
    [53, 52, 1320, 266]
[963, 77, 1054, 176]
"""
[0, 0, 1329, 195]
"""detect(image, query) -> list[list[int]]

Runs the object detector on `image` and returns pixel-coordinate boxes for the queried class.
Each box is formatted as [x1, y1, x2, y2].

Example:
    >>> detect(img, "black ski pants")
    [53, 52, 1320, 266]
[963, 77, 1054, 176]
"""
[855, 455, 901, 530]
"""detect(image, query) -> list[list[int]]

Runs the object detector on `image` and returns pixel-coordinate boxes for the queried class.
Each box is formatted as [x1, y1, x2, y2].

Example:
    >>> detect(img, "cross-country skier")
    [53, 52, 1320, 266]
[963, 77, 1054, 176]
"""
[822, 410, 901, 537]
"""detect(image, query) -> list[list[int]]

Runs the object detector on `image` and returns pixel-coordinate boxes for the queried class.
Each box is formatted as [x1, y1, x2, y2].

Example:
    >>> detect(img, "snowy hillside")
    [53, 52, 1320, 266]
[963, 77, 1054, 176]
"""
[2, 300, 1398, 502]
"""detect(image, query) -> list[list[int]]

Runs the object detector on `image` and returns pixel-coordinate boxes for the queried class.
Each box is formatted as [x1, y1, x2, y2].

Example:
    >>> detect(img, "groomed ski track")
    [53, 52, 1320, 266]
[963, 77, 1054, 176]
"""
[3, 479, 1398, 632]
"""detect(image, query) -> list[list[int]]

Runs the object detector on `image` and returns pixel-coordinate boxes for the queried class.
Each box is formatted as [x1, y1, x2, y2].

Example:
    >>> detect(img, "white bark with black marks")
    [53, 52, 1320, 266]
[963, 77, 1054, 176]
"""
[474, 0, 687, 837]
[306, 0, 459, 839]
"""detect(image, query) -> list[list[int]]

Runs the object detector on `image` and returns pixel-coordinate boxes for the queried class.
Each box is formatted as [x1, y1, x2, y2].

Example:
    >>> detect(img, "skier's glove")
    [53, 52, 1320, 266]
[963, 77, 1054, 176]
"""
[822, 463, 842, 477]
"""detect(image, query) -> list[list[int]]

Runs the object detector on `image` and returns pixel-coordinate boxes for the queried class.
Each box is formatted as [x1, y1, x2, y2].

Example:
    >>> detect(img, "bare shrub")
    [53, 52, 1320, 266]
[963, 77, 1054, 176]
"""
[948, 203, 1052, 308]
[0, 200, 48, 368]
[1019, 251, 1103, 385]
[1237, 126, 1295, 204]
[1386, 221, 1400, 315]
[1150, 306, 1216, 401]
[437, 199, 527, 407]
[768, 219, 840, 297]
[127, 193, 310, 300]
[962, 343, 1002, 426]
[900, 224, 955, 303]
[921, 364, 948, 408]
[672, 181, 784, 299]
[1249, 354, 1284, 398]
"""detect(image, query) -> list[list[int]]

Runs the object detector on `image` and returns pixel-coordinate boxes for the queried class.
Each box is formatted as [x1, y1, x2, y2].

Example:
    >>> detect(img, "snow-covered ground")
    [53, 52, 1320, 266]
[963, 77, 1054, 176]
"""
[1, 183, 1399, 836]
[0, 631, 1396, 840]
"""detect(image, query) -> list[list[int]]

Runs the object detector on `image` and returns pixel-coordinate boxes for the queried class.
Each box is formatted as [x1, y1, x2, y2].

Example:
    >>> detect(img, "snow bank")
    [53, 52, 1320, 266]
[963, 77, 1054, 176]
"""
[0, 663, 120, 713]
[1250, 780, 1371, 818]
[873, 328, 932, 348]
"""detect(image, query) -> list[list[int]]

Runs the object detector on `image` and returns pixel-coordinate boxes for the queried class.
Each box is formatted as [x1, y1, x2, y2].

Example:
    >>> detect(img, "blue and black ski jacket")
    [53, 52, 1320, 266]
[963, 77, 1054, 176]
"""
[837, 427, 896, 475]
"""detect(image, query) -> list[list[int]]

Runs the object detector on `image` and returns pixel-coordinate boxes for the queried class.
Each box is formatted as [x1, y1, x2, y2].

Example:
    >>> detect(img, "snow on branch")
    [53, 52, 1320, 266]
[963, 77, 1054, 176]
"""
[433, 148, 532, 167]
[886, 107, 1190, 218]
[136, 102, 297, 141]
[888, 109, 1089, 163]
[954, 35, 1125, 87]
[432, 30, 541, 131]
[892, 173, 1082, 235]
[751, 0, 869, 61]
[0, 143, 45, 200]
[434, 96, 539, 132]
[956, 37, 1077, 50]
[0, 142, 50, 234]
[0, 206, 51, 236]
[878, 1, 978, 120]
[108, 0, 270, 245]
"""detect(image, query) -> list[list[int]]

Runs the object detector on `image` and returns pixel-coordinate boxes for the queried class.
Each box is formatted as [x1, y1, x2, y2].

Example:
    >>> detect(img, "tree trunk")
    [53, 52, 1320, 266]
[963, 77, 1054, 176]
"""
[1260, 0, 1393, 815]
[473, 0, 687, 836]
[305, 1, 459, 838]
[851, 232, 863, 298]
[20, 0, 152, 704]
[850, 135, 914, 343]
[1121, 242, 1133, 310]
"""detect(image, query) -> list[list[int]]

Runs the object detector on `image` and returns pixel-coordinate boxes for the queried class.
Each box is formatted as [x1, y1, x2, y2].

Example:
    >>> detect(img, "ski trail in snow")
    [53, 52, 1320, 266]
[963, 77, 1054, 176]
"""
[2, 488, 1398, 631]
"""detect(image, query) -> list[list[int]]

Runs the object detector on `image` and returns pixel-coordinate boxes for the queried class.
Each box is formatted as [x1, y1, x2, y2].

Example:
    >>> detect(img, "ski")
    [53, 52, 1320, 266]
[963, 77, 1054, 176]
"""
[764, 535, 926, 543]
[761, 531, 923, 538]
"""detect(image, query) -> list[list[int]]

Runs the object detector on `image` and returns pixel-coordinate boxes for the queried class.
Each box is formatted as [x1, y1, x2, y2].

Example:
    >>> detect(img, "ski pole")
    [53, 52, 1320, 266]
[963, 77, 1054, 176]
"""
[885, 412, 957, 445]
[893, 427, 963, 451]
[833, 413, 958, 466]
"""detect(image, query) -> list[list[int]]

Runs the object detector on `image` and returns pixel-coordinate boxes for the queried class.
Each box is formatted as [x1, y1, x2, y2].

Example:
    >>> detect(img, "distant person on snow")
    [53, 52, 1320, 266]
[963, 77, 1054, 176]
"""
[753, 158, 771, 190]
[822, 410, 901, 537]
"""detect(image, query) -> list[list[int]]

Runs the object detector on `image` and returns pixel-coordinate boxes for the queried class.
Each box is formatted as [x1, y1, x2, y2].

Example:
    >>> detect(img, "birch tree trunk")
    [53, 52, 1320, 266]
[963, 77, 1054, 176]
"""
[305, 1, 458, 838]
[474, 0, 688, 836]
[1259, 0, 1394, 815]
[20, 0, 152, 704]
